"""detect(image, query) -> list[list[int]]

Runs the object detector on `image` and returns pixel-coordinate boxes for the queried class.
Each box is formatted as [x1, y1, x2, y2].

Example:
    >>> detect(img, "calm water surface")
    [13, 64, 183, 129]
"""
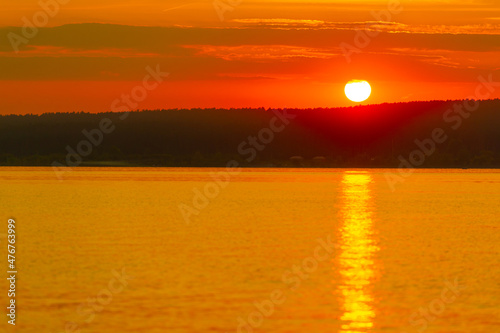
[0, 167, 499, 333]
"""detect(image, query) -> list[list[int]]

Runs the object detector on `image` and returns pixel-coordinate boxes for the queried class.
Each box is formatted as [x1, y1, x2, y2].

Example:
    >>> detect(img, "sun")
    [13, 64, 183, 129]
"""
[345, 80, 371, 102]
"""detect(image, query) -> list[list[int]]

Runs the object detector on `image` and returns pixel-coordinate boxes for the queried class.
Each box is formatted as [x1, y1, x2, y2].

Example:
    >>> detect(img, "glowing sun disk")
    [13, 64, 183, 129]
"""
[345, 80, 371, 102]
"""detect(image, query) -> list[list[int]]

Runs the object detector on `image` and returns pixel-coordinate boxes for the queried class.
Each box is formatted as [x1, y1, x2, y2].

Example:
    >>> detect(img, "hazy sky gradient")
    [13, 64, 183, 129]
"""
[1, 0, 499, 114]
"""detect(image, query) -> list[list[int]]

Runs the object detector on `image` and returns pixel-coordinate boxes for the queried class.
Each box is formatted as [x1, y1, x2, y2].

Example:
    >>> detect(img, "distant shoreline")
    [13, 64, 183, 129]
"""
[2, 100, 500, 169]
[1, 162, 499, 170]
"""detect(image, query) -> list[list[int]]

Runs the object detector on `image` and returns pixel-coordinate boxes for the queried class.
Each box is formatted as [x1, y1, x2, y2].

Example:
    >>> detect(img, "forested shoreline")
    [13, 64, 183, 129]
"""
[1, 99, 499, 168]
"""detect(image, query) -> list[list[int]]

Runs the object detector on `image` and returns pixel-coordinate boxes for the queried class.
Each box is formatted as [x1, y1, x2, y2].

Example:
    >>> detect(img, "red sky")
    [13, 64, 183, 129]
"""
[1, 0, 499, 114]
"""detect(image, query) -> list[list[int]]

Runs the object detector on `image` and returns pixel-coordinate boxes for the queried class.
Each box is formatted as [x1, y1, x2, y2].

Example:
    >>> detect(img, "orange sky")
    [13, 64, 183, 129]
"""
[1, 0, 499, 114]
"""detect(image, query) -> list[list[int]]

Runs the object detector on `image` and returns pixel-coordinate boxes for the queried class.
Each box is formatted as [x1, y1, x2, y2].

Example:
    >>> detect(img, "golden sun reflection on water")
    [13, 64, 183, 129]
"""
[338, 171, 379, 333]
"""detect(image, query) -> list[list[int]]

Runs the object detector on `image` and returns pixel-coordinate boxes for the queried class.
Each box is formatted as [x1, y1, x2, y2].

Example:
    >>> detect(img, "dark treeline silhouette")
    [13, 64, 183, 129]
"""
[1, 99, 499, 168]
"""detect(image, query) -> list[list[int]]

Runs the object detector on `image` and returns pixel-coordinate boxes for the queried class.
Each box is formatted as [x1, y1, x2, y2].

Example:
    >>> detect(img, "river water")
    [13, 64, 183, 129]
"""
[0, 167, 498, 332]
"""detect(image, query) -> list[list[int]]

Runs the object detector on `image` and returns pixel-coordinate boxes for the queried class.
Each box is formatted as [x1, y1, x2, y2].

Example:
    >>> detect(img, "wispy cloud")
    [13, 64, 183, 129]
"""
[0, 45, 160, 58]
[0, 24, 498, 83]
[231, 18, 500, 34]
[184, 44, 340, 61]
[163, 2, 206, 12]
